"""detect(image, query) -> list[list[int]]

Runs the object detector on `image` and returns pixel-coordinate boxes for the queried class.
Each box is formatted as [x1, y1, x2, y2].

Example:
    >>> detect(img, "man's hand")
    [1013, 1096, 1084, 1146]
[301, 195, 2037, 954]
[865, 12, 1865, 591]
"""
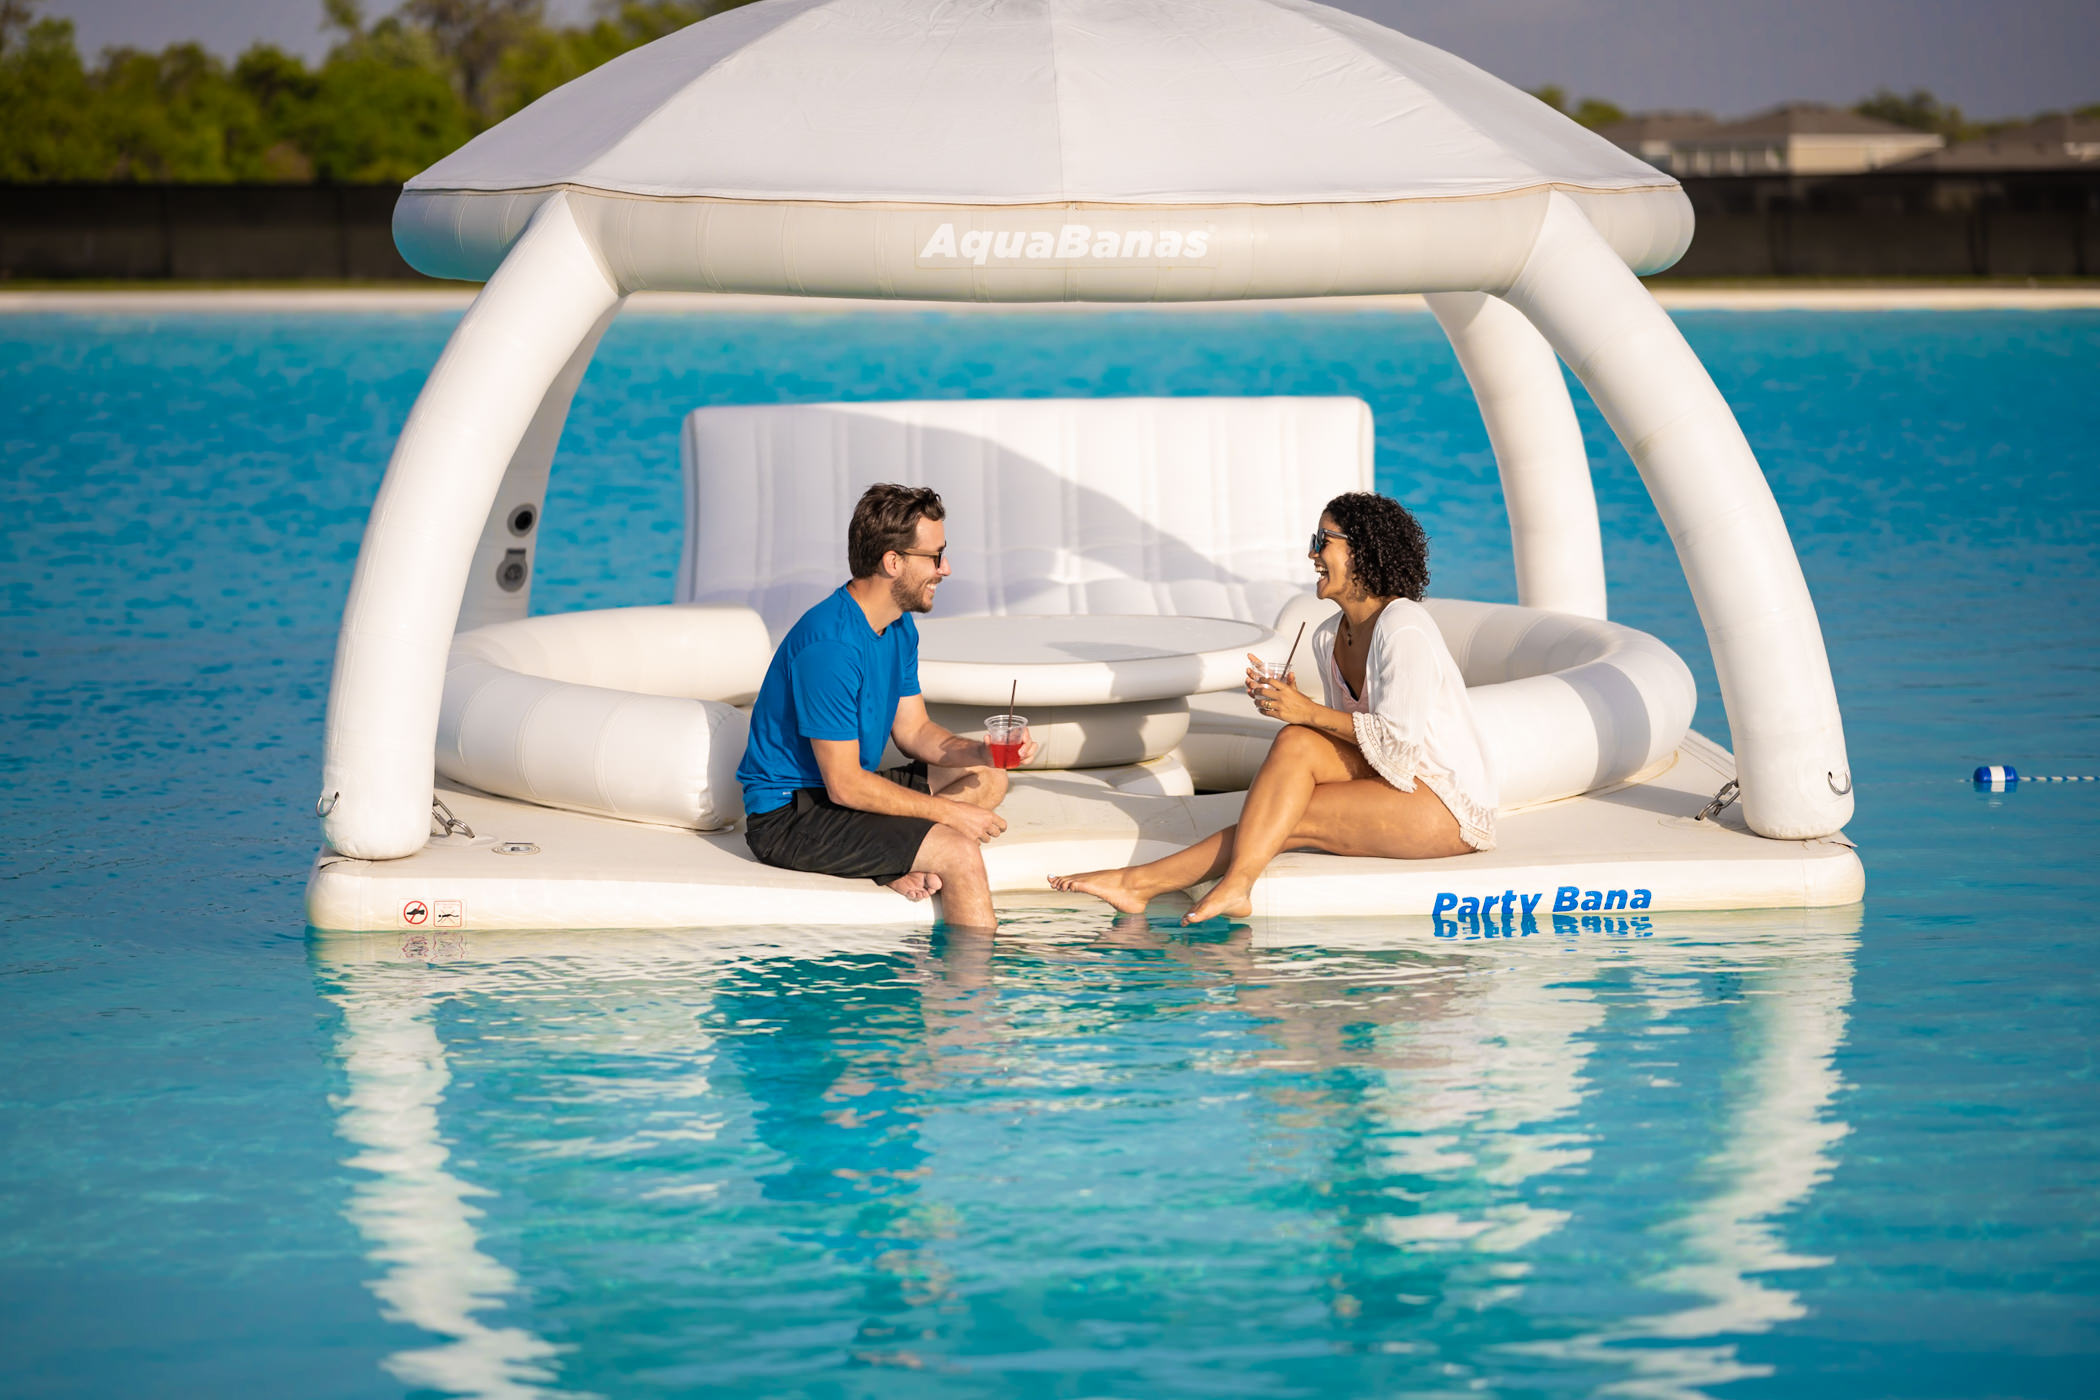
[978, 737, 1041, 768]
[941, 799, 1007, 844]
[897, 694, 1038, 772]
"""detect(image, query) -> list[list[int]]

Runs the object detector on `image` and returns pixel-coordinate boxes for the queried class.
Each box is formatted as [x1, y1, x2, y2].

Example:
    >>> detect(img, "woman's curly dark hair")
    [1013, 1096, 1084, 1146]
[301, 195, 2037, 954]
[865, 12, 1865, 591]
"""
[1324, 492, 1429, 601]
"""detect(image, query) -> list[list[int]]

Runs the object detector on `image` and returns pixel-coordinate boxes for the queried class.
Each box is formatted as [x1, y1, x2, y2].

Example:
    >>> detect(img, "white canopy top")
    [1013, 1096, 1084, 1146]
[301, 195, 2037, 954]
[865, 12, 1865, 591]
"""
[406, 0, 1673, 206]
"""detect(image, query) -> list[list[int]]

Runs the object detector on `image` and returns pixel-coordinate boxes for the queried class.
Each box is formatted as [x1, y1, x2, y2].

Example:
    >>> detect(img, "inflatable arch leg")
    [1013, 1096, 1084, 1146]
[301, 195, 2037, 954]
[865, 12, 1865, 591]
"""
[1499, 193, 1853, 841]
[457, 301, 622, 634]
[1425, 291, 1607, 620]
[321, 195, 624, 860]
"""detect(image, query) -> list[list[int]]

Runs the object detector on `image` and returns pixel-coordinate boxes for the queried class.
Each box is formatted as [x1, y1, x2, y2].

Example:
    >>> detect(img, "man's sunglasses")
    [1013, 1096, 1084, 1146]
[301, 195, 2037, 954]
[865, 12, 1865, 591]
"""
[1309, 528, 1348, 554]
[895, 547, 946, 567]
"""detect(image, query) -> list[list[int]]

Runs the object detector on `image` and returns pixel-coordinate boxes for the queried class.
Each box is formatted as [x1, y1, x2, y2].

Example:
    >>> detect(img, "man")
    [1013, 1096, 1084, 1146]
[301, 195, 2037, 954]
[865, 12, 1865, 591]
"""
[735, 483, 1034, 929]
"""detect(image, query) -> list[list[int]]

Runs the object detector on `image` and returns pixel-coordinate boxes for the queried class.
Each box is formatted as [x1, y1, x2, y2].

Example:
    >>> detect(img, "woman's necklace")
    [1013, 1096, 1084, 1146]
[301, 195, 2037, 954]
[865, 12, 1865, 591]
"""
[1340, 598, 1386, 647]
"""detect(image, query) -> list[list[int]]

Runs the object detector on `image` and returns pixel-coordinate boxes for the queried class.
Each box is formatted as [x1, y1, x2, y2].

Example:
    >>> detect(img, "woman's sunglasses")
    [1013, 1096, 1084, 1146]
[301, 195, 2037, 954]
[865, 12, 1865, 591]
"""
[1309, 528, 1348, 554]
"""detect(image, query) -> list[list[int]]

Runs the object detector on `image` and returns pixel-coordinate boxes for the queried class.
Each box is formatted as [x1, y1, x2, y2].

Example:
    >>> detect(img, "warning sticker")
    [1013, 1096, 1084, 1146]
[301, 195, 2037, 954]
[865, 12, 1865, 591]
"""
[401, 899, 429, 927]
[434, 900, 464, 929]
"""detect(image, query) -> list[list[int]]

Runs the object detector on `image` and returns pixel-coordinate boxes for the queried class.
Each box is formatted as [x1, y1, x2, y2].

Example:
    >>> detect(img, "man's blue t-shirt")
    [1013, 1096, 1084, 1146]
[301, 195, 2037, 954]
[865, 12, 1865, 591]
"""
[736, 586, 921, 816]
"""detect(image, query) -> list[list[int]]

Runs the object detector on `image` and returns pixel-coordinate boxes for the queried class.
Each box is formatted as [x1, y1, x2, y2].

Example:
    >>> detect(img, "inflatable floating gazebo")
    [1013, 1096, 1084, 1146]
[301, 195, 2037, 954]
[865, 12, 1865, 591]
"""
[307, 0, 1863, 932]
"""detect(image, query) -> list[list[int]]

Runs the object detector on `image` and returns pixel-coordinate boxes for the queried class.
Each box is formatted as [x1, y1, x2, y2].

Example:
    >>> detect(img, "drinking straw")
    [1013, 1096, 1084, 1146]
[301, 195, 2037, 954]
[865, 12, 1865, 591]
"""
[1280, 621, 1307, 679]
[1007, 679, 1018, 729]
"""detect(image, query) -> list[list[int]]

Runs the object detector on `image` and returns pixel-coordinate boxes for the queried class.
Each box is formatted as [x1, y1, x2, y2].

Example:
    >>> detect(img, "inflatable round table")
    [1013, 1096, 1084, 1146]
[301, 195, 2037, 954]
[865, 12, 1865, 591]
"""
[915, 614, 1270, 770]
[916, 615, 1268, 707]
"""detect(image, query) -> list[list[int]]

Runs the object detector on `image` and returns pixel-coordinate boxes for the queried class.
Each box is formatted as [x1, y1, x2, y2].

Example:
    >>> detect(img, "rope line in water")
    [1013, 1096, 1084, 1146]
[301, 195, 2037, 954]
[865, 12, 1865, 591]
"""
[1971, 765, 2097, 787]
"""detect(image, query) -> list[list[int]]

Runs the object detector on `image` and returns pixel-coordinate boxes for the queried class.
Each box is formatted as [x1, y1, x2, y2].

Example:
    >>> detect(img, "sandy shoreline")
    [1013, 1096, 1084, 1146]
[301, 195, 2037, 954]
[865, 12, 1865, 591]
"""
[3, 286, 2098, 314]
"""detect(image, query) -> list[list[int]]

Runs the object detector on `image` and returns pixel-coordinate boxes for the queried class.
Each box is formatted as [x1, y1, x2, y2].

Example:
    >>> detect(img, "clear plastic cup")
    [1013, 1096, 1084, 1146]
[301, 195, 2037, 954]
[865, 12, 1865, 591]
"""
[1257, 659, 1292, 684]
[985, 714, 1029, 769]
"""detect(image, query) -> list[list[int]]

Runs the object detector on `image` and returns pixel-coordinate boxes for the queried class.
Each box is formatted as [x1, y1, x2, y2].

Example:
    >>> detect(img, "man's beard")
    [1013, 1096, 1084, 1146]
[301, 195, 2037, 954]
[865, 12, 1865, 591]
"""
[891, 575, 936, 614]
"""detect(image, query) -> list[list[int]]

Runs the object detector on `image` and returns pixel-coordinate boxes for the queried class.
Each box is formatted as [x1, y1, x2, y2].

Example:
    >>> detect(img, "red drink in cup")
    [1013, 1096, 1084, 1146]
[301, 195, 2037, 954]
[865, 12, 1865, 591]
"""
[985, 714, 1029, 769]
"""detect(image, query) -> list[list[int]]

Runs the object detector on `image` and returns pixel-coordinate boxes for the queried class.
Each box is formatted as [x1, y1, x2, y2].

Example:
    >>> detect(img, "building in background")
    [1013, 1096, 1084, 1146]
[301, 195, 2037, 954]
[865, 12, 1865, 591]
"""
[1600, 104, 1944, 175]
[1590, 112, 1719, 173]
[1889, 114, 2100, 171]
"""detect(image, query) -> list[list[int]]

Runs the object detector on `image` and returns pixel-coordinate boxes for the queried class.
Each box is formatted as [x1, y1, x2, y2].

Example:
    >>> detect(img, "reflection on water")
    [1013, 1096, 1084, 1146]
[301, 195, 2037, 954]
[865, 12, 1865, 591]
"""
[326, 964, 573, 1398]
[312, 908, 1858, 1398]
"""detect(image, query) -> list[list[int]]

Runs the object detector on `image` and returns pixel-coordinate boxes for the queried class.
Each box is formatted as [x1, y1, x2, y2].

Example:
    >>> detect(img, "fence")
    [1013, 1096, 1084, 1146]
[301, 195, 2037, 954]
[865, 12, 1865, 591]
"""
[2, 173, 2096, 283]
[0, 185, 414, 281]
[1669, 170, 2099, 278]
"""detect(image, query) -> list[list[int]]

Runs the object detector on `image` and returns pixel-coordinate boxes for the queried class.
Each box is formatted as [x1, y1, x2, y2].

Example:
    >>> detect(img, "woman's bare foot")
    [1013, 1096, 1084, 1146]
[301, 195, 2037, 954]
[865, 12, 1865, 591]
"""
[1090, 911, 1162, 948]
[1182, 878, 1253, 925]
[887, 872, 943, 902]
[1048, 868, 1153, 914]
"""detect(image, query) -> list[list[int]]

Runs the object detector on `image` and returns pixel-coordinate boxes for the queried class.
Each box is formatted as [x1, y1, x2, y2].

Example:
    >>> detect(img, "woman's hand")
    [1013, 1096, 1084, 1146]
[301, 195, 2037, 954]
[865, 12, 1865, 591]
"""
[1250, 670, 1316, 726]
[1243, 654, 1301, 697]
[1244, 655, 1355, 743]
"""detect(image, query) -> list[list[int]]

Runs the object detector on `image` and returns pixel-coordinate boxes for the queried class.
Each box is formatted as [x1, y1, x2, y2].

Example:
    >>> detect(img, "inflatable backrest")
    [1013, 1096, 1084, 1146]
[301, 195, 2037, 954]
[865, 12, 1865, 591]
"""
[438, 605, 774, 830]
[1423, 598, 1622, 685]
[677, 397, 1373, 638]
[438, 659, 749, 830]
[451, 604, 772, 703]
[1270, 593, 1643, 691]
[1194, 595, 1697, 808]
[1426, 598, 1697, 806]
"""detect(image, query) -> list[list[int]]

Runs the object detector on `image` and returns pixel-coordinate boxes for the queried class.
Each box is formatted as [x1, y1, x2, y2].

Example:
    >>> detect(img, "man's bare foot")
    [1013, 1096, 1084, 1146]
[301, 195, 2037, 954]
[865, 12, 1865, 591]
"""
[1181, 879, 1253, 925]
[1047, 868, 1153, 915]
[887, 872, 943, 902]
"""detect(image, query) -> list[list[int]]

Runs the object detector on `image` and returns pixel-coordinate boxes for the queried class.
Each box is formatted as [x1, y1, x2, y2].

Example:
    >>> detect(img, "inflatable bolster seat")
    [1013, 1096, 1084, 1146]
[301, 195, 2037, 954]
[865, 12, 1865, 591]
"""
[437, 605, 772, 830]
[1181, 594, 1695, 808]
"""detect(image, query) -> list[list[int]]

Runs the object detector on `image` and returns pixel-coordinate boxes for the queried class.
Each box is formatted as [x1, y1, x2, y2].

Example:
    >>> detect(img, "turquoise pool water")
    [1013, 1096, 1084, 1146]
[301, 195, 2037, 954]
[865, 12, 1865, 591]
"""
[2, 307, 2097, 1396]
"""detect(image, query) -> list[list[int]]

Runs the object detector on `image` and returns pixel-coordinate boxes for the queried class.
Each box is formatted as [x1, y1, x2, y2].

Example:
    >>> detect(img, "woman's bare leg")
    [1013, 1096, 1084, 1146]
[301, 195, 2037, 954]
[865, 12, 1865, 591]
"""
[1049, 827, 1238, 914]
[1290, 778, 1471, 859]
[1182, 726, 1358, 922]
[1055, 726, 1476, 920]
[1181, 771, 1472, 922]
[1054, 725, 1350, 914]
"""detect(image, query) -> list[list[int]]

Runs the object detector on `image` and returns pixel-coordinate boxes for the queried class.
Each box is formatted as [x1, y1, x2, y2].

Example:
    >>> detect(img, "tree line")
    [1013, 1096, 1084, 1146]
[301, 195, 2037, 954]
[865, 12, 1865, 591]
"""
[1, 0, 2091, 183]
[0, 0, 753, 182]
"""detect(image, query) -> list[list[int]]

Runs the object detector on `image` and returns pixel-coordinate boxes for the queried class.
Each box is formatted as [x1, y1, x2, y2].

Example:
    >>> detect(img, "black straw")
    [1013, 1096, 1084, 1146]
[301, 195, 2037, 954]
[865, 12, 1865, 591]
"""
[1280, 621, 1307, 680]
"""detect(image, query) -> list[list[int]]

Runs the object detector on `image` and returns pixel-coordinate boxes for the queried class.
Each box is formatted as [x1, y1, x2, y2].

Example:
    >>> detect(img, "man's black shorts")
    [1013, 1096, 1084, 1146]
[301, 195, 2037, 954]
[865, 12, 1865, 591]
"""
[743, 761, 935, 886]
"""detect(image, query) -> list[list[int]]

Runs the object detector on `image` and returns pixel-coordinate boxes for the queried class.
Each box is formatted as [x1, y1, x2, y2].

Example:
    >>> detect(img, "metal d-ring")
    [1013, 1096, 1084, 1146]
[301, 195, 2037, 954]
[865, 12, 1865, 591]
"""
[1828, 770, 1853, 796]
[315, 791, 339, 818]
[1694, 779, 1740, 823]
[430, 796, 475, 840]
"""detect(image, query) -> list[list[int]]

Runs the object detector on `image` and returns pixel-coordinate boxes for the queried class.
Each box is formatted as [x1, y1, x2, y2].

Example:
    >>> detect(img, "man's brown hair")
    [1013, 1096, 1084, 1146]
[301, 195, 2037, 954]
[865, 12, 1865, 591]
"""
[847, 483, 946, 579]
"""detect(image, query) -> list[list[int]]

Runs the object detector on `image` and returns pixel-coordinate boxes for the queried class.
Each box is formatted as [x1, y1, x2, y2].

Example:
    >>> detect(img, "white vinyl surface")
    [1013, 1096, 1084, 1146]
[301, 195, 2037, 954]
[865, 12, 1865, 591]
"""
[407, 0, 1674, 206]
[389, 1, 1692, 287]
[917, 614, 1268, 705]
[306, 732, 1861, 931]
[679, 397, 1373, 637]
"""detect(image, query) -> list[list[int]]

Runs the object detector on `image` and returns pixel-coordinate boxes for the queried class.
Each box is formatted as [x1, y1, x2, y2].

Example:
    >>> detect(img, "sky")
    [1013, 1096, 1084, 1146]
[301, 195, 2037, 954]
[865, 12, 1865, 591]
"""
[38, 0, 2100, 122]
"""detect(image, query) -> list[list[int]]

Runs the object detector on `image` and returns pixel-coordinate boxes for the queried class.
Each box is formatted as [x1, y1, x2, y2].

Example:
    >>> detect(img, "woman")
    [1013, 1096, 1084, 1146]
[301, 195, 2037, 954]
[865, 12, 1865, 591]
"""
[1051, 492, 1496, 923]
